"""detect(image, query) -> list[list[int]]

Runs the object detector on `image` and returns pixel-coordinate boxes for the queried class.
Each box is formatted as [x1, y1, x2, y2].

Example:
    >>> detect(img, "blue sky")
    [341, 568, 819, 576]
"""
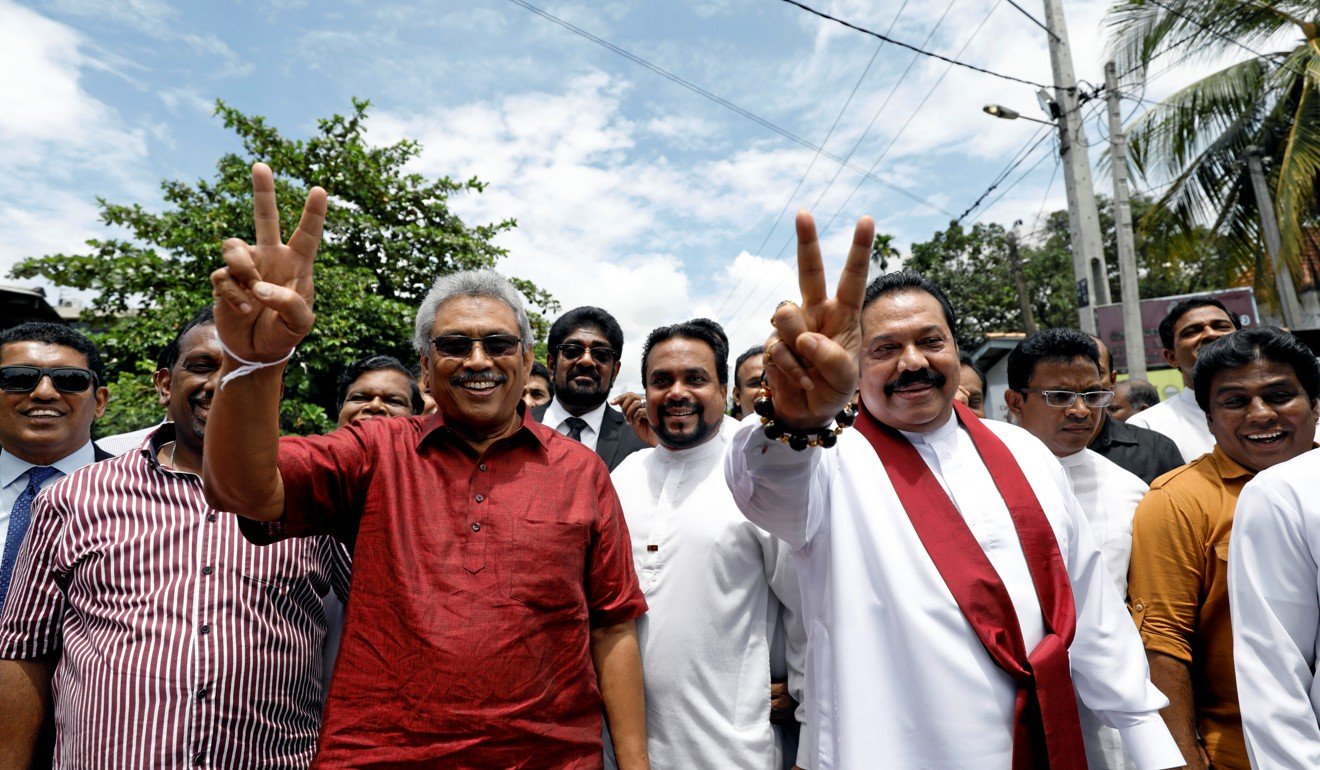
[1, 0, 1232, 391]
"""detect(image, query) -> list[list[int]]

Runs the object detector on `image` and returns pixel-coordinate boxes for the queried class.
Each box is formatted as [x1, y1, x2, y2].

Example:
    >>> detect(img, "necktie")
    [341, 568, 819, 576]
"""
[564, 416, 589, 443]
[0, 465, 59, 610]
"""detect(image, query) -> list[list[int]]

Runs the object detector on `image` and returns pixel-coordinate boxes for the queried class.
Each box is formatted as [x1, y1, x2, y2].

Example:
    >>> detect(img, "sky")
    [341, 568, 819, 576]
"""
[1, 0, 1244, 393]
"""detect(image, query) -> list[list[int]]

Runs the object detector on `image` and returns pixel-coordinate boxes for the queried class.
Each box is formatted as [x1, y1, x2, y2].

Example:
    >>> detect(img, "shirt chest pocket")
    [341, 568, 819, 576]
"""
[506, 518, 589, 611]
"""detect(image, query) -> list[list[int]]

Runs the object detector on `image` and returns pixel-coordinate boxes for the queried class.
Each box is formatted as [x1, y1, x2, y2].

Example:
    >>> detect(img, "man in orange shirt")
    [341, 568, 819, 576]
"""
[1127, 327, 1320, 770]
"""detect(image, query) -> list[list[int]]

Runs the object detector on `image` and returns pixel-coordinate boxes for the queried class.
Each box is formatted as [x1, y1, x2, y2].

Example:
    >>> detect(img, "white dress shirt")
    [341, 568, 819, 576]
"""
[1228, 447, 1320, 768]
[1127, 387, 1213, 463]
[542, 398, 608, 452]
[95, 423, 162, 456]
[725, 412, 1182, 770]
[607, 417, 807, 769]
[1059, 448, 1150, 770]
[0, 441, 97, 559]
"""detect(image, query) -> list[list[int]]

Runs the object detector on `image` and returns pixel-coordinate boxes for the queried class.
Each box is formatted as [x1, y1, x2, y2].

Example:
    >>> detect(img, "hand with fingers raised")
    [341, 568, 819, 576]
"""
[762, 211, 875, 430]
[211, 162, 327, 371]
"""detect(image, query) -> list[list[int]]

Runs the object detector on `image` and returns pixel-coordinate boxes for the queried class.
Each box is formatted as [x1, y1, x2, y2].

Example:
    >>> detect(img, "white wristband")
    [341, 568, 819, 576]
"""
[217, 337, 296, 389]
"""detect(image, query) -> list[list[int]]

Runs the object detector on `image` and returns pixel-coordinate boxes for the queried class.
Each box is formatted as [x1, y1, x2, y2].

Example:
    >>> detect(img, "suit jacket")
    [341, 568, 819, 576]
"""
[531, 401, 649, 472]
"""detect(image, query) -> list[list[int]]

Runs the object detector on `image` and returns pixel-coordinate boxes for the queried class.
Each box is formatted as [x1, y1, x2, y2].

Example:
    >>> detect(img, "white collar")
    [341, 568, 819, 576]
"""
[654, 416, 738, 465]
[1057, 448, 1089, 468]
[0, 440, 97, 489]
[544, 397, 609, 435]
[897, 410, 960, 448]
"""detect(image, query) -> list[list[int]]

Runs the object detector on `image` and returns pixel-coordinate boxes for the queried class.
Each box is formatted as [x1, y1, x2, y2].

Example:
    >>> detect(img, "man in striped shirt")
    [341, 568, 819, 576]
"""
[0, 306, 348, 769]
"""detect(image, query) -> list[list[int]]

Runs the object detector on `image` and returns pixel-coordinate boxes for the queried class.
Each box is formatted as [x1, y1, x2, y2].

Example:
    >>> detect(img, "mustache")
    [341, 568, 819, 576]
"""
[658, 399, 702, 418]
[450, 370, 509, 386]
[568, 365, 600, 381]
[884, 368, 946, 396]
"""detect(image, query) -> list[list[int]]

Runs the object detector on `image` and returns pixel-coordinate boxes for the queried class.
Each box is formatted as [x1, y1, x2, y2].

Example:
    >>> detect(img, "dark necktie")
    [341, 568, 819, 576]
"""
[564, 416, 589, 443]
[0, 465, 59, 610]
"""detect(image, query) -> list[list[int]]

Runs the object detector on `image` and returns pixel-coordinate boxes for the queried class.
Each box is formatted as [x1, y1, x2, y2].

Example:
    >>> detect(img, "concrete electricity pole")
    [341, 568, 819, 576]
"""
[1104, 62, 1147, 379]
[1042, 0, 1108, 334]
[1244, 147, 1305, 329]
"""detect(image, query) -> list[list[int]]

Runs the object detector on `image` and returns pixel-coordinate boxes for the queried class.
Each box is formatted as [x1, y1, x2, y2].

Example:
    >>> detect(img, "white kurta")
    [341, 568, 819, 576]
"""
[1228, 447, 1320, 768]
[1126, 387, 1212, 463]
[607, 417, 807, 769]
[725, 412, 1182, 770]
[1059, 448, 1150, 770]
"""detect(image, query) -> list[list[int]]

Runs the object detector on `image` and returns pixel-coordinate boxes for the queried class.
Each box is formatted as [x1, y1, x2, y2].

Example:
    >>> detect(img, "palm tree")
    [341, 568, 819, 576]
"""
[1105, 0, 1320, 308]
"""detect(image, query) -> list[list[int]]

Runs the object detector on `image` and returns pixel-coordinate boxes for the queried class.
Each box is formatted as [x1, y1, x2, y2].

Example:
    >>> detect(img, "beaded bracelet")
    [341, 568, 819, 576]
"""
[753, 386, 857, 450]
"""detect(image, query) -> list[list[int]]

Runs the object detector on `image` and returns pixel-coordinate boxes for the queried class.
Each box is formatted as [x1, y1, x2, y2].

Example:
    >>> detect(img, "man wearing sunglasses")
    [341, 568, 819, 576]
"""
[1004, 328, 1152, 770]
[203, 164, 649, 770]
[534, 307, 649, 471]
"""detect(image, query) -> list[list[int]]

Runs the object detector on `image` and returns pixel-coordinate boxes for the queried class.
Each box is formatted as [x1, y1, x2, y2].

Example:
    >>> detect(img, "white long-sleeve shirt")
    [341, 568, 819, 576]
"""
[725, 412, 1182, 770]
[1060, 448, 1150, 770]
[1127, 386, 1213, 463]
[607, 417, 807, 769]
[1228, 447, 1320, 768]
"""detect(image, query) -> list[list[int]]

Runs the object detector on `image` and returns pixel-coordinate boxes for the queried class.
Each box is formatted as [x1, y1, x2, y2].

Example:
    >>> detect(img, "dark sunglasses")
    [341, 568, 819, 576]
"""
[554, 343, 618, 365]
[430, 334, 523, 359]
[0, 365, 98, 394]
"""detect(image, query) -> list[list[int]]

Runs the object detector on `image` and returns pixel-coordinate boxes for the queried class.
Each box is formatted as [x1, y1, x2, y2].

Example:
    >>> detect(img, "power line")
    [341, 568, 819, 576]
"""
[970, 141, 1058, 222]
[1004, 0, 1058, 41]
[776, 0, 1068, 92]
[504, 0, 952, 216]
[958, 127, 1054, 222]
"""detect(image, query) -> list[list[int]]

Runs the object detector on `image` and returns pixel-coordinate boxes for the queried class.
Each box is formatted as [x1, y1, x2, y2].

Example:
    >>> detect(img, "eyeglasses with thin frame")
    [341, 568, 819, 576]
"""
[0, 365, 98, 394]
[554, 343, 618, 366]
[1016, 388, 1115, 409]
[430, 334, 523, 359]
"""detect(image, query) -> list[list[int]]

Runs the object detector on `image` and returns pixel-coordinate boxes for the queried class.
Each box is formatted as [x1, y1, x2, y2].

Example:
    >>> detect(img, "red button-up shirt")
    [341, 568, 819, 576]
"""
[243, 408, 647, 768]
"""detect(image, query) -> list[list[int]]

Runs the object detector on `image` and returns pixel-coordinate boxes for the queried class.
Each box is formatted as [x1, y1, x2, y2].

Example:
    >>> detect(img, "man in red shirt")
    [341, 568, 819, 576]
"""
[203, 164, 650, 769]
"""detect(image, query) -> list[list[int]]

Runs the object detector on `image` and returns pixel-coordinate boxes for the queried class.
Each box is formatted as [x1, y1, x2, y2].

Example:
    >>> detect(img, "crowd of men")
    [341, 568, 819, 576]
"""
[0, 165, 1318, 769]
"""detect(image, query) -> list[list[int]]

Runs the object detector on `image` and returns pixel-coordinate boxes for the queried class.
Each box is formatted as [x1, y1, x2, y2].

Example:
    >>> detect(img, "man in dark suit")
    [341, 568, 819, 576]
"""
[533, 307, 648, 471]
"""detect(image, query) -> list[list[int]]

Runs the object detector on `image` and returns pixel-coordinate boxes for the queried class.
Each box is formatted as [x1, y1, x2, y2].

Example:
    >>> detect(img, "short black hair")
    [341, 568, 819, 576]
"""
[1120, 379, 1161, 410]
[1192, 327, 1320, 412]
[336, 355, 424, 415]
[158, 305, 217, 371]
[862, 270, 957, 336]
[1006, 328, 1101, 393]
[1158, 297, 1241, 351]
[547, 307, 625, 360]
[641, 318, 729, 385]
[529, 361, 555, 397]
[0, 322, 105, 384]
[734, 345, 764, 385]
[958, 352, 987, 392]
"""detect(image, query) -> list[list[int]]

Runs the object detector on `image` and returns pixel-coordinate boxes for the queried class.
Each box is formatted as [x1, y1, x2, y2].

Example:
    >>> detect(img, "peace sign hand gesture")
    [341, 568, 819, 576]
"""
[763, 212, 874, 429]
[210, 163, 326, 365]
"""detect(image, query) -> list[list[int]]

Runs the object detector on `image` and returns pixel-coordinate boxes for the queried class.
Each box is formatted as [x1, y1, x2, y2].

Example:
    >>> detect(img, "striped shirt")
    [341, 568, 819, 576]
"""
[0, 425, 349, 770]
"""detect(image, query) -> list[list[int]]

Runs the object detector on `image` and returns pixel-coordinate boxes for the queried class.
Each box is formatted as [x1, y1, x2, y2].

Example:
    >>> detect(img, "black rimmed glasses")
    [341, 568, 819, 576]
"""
[554, 343, 618, 365]
[0, 365, 98, 394]
[430, 334, 523, 359]
[1017, 388, 1115, 409]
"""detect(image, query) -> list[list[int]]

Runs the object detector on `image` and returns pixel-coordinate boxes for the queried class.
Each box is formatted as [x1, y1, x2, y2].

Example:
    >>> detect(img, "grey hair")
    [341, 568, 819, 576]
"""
[413, 269, 535, 355]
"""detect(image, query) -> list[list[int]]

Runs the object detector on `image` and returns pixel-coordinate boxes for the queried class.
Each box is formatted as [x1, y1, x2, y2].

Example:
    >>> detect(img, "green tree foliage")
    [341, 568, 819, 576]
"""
[11, 99, 555, 435]
[1106, 0, 1320, 306]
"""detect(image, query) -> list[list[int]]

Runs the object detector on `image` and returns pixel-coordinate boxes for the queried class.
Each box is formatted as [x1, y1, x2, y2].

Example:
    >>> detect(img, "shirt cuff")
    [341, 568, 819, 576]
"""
[1118, 715, 1185, 769]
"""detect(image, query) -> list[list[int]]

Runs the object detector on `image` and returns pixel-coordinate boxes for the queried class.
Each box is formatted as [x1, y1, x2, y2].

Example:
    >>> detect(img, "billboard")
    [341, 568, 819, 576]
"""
[1095, 288, 1260, 372]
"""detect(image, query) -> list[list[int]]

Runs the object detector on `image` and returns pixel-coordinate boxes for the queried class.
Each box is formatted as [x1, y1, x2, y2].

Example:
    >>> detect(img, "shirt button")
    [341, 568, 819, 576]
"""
[1134, 601, 1145, 612]
[201, 566, 213, 575]
[206, 514, 217, 523]
[479, 463, 488, 472]
[475, 494, 485, 503]
[199, 624, 211, 635]
[196, 688, 208, 700]
[194, 753, 204, 766]
[471, 522, 481, 532]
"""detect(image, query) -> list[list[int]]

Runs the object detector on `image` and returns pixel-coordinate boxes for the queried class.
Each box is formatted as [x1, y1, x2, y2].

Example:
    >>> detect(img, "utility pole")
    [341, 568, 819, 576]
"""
[1245, 147, 1305, 329]
[1008, 223, 1038, 334]
[1105, 62, 1147, 379]
[1042, 0, 1109, 333]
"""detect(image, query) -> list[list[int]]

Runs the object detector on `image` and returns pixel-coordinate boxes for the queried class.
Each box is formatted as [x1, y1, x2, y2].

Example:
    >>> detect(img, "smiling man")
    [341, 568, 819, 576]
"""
[725, 224, 1180, 769]
[1128, 298, 1241, 461]
[334, 354, 424, 427]
[0, 306, 348, 769]
[201, 165, 649, 769]
[1127, 326, 1319, 770]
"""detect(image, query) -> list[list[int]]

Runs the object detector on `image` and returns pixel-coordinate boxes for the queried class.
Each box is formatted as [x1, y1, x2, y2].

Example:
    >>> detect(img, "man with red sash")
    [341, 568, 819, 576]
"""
[724, 212, 1183, 769]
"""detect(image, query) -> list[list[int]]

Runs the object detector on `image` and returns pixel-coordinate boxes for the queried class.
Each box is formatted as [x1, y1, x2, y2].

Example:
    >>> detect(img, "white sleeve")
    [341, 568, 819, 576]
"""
[724, 418, 829, 550]
[1229, 478, 1320, 769]
[1058, 474, 1184, 769]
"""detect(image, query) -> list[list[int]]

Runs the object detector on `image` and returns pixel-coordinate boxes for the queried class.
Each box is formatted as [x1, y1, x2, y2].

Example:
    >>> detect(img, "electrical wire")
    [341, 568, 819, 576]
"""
[1004, 0, 1058, 41]
[958, 127, 1055, 222]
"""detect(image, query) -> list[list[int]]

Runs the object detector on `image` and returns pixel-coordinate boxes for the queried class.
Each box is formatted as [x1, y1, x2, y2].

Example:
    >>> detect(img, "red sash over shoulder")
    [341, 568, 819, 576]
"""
[855, 400, 1086, 770]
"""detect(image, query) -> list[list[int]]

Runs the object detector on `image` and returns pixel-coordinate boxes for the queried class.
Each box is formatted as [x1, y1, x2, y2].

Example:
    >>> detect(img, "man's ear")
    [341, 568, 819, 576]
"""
[1004, 388, 1025, 419]
[608, 359, 622, 386]
[1161, 347, 1179, 370]
[152, 367, 172, 409]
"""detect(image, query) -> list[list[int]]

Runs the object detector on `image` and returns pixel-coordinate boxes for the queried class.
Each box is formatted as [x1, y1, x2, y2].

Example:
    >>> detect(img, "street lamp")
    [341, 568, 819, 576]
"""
[982, 104, 1055, 127]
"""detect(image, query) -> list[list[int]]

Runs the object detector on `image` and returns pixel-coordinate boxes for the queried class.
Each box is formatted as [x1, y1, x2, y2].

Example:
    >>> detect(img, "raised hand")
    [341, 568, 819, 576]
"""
[211, 163, 327, 364]
[763, 212, 874, 429]
[611, 392, 660, 448]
